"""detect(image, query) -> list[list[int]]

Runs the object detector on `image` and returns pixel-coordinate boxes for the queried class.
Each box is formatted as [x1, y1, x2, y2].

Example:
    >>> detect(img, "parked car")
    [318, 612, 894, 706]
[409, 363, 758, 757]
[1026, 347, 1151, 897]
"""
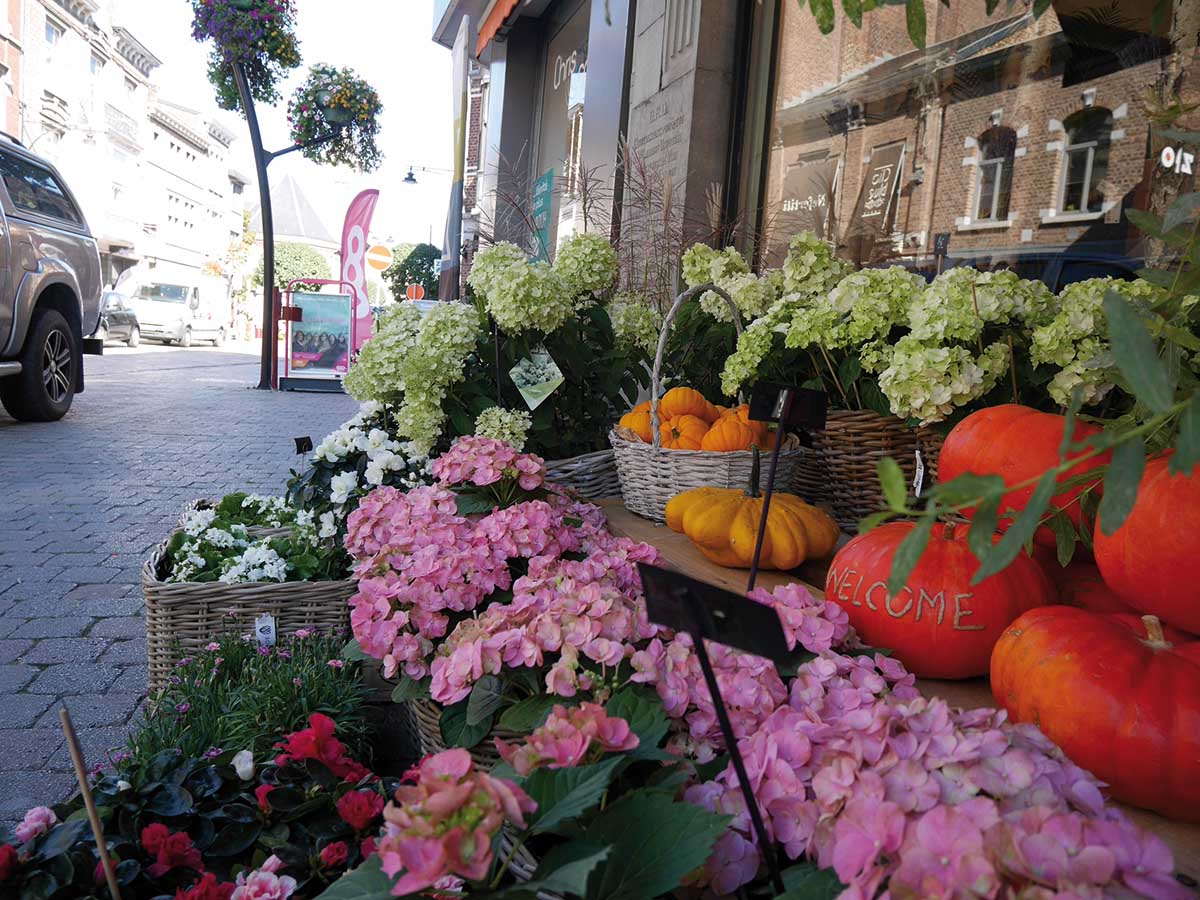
[0, 135, 103, 421]
[90, 291, 140, 347]
[128, 280, 227, 347]
[898, 246, 1142, 291]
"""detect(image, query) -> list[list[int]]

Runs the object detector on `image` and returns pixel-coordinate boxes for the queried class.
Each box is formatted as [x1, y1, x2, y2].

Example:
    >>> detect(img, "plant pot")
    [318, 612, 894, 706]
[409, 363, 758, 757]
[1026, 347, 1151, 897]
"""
[544, 449, 620, 500]
[410, 698, 523, 772]
[229, 0, 255, 10]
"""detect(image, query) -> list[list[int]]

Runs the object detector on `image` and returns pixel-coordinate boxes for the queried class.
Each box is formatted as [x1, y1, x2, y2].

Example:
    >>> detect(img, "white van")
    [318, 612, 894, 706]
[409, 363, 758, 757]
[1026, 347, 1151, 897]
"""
[126, 279, 228, 348]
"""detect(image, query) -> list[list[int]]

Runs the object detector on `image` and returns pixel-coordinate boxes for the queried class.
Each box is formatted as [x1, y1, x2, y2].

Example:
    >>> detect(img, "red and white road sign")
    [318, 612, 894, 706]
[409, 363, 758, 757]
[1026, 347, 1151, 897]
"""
[406, 283, 427, 301]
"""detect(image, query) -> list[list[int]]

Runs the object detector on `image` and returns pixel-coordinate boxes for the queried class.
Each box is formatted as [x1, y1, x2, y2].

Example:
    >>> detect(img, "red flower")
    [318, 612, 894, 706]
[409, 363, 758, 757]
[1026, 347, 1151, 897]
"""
[0, 844, 18, 882]
[319, 841, 349, 868]
[274, 713, 370, 782]
[336, 790, 384, 832]
[360, 836, 378, 858]
[255, 783, 276, 813]
[141, 823, 203, 878]
[175, 873, 236, 900]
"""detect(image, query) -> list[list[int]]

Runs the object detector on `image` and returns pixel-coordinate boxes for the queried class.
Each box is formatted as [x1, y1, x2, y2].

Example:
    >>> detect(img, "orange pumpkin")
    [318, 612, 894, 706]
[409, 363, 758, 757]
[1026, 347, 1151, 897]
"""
[992, 607, 1200, 821]
[631, 400, 651, 414]
[659, 387, 718, 424]
[700, 415, 759, 452]
[722, 403, 770, 444]
[619, 409, 653, 443]
[659, 414, 709, 450]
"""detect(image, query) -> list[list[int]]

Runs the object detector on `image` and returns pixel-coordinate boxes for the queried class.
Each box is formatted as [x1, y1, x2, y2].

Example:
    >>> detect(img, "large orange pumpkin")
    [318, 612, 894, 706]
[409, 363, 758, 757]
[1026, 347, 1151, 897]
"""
[659, 414, 709, 450]
[825, 522, 1054, 679]
[619, 409, 653, 443]
[659, 387, 718, 424]
[938, 405, 1111, 548]
[1094, 454, 1200, 635]
[700, 415, 759, 452]
[991, 606, 1200, 822]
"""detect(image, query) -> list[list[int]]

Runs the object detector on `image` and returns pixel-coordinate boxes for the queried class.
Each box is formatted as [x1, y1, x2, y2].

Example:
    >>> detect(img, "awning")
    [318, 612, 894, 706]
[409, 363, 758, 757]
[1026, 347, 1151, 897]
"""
[476, 0, 519, 57]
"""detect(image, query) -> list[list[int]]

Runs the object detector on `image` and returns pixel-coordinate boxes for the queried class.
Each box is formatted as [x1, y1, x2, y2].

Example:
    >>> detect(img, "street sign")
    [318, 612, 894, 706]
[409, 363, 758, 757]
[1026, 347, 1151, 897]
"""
[366, 245, 394, 271]
[406, 284, 427, 301]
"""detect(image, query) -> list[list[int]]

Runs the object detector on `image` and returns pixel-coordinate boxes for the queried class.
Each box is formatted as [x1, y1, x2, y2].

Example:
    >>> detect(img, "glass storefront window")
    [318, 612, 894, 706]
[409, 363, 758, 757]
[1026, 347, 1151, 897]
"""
[748, 0, 1194, 283]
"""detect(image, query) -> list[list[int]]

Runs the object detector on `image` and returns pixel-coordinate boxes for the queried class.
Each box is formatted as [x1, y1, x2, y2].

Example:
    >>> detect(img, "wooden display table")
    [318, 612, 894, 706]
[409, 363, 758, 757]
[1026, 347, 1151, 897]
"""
[599, 499, 1200, 885]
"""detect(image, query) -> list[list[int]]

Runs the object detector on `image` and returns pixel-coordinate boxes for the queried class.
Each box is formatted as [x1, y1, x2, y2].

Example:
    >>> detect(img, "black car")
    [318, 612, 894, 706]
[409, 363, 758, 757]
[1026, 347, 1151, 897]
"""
[91, 291, 140, 347]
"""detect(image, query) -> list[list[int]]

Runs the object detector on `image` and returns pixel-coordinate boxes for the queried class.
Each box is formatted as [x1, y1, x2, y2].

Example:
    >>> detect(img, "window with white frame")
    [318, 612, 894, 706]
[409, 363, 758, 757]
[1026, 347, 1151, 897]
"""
[44, 19, 63, 47]
[1060, 107, 1113, 214]
[974, 126, 1015, 222]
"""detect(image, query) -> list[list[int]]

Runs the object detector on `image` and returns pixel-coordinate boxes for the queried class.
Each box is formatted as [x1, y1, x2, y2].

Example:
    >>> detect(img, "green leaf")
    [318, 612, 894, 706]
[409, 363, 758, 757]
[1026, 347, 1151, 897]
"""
[18, 871, 57, 900]
[340, 638, 368, 662]
[1170, 392, 1200, 476]
[1098, 436, 1147, 536]
[605, 686, 669, 758]
[498, 694, 561, 732]
[841, 0, 863, 27]
[966, 496, 1001, 562]
[905, 0, 926, 48]
[1161, 323, 1200, 352]
[314, 856, 395, 900]
[583, 792, 730, 900]
[467, 674, 505, 727]
[1104, 290, 1175, 414]
[1162, 191, 1200, 234]
[1047, 509, 1078, 567]
[778, 860, 845, 899]
[146, 784, 193, 816]
[1059, 389, 1083, 458]
[931, 472, 1005, 508]
[985, 0, 1000, 12]
[390, 676, 430, 703]
[1125, 208, 1164, 237]
[454, 491, 498, 516]
[31, 819, 89, 862]
[857, 510, 896, 534]
[1159, 127, 1200, 144]
[809, 0, 835, 34]
[523, 756, 624, 835]
[533, 842, 612, 897]
[886, 514, 934, 597]
[207, 821, 261, 857]
[1033, 0, 1052, 15]
[440, 699, 493, 749]
[877, 457, 908, 511]
[973, 472, 1057, 583]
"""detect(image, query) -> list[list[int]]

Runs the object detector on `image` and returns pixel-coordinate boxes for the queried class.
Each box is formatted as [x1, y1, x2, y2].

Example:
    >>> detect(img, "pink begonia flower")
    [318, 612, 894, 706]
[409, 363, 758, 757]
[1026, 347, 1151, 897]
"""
[15, 806, 57, 843]
[229, 855, 297, 900]
[495, 703, 639, 775]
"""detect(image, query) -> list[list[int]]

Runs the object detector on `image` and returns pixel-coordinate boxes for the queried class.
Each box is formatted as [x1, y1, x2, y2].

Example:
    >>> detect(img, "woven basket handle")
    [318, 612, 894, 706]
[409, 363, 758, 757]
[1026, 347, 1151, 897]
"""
[650, 283, 743, 449]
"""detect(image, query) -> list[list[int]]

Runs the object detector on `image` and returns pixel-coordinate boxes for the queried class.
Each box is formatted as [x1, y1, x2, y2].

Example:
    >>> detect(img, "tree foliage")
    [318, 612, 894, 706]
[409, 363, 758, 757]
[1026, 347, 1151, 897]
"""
[383, 242, 440, 301]
[254, 241, 331, 292]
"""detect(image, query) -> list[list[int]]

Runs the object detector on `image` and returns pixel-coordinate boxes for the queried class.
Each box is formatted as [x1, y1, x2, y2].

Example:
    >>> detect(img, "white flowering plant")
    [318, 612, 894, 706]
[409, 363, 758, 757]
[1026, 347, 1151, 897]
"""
[474, 406, 533, 449]
[286, 402, 433, 541]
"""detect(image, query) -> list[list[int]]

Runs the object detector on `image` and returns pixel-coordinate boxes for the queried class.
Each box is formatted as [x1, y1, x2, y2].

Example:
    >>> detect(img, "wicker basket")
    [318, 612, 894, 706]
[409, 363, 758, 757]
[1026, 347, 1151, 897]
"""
[544, 449, 621, 499]
[790, 409, 944, 531]
[178, 498, 293, 539]
[410, 698, 523, 771]
[609, 283, 808, 523]
[142, 541, 353, 691]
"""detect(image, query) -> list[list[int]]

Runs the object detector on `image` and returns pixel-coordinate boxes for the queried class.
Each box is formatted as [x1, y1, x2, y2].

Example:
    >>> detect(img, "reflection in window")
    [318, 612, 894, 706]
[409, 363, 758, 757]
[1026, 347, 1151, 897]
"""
[974, 126, 1015, 222]
[0, 154, 81, 223]
[1060, 107, 1112, 214]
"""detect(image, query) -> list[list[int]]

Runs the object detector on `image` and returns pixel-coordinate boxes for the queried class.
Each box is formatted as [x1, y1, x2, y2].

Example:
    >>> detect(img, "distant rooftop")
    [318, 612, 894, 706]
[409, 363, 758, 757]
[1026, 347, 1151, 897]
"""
[248, 174, 337, 246]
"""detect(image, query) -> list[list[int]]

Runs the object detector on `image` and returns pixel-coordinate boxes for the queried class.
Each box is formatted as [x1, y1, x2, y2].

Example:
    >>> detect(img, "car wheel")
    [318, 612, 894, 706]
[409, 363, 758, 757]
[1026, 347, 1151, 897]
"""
[180, 328, 192, 348]
[127, 325, 140, 348]
[0, 308, 77, 421]
[213, 327, 225, 348]
[95, 326, 108, 344]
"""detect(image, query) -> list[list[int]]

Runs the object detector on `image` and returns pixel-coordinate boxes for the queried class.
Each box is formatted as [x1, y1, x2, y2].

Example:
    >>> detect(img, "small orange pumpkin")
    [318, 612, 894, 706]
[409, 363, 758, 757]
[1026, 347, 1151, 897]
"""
[722, 403, 770, 444]
[700, 415, 759, 452]
[619, 409, 653, 443]
[659, 387, 718, 424]
[659, 414, 709, 450]
[631, 400, 651, 414]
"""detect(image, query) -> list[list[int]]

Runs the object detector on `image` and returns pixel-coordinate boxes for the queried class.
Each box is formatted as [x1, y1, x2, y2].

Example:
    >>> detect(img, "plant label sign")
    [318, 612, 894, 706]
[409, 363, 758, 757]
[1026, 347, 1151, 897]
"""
[510, 349, 564, 411]
[748, 383, 828, 433]
[255, 613, 277, 648]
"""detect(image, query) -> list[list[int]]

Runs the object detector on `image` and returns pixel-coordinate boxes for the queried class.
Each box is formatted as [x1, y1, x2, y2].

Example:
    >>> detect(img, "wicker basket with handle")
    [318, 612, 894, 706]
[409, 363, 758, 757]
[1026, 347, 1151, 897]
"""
[790, 409, 945, 531]
[609, 283, 808, 523]
[544, 449, 621, 499]
[142, 541, 353, 691]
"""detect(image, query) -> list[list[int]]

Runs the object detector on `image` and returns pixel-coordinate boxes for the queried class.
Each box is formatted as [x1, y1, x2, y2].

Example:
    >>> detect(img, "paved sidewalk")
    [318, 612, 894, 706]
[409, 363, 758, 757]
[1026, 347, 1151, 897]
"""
[0, 343, 356, 819]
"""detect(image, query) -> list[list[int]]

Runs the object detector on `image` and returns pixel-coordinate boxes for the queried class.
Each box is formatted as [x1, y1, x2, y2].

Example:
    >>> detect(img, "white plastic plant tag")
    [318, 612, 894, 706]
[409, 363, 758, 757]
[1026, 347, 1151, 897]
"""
[913, 450, 926, 498]
[255, 613, 277, 648]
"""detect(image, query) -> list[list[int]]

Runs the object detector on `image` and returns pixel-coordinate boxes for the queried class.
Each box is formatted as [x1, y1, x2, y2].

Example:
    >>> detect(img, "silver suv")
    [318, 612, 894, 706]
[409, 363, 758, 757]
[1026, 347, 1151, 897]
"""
[0, 136, 102, 421]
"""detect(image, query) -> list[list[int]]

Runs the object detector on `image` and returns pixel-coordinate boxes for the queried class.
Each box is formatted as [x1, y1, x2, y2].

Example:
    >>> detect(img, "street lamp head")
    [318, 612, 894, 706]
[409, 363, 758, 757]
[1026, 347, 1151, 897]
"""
[403, 167, 418, 185]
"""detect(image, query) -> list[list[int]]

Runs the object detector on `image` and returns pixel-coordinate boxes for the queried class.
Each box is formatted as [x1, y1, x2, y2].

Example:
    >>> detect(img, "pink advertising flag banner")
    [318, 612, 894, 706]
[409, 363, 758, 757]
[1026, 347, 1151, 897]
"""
[341, 189, 380, 352]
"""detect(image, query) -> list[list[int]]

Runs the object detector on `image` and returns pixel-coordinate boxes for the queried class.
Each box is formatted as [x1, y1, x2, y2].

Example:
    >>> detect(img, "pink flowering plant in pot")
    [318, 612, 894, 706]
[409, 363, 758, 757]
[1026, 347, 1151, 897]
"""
[287, 65, 384, 172]
[189, 0, 301, 111]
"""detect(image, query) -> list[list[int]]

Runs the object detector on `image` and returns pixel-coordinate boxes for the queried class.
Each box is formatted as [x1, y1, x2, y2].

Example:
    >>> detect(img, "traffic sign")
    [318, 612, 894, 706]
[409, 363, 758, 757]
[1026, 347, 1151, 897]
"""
[366, 245, 394, 271]
[406, 283, 427, 301]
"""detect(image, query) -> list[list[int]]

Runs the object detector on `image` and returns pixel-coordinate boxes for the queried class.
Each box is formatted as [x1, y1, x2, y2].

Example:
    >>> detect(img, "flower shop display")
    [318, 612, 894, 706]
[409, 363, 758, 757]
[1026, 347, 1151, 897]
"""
[189, 0, 301, 111]
[665, 449, 839, 570]
[0, 714, 392, 899]
[938, 404, 1112, 550]
[609, 285, 808, 523]
[1094, 453, 1200, 635]
[144, 504, 355, 689]
[825, 522, 1055, 679]
[992, 607, 1200, 822]
[287, 65, 384, 171]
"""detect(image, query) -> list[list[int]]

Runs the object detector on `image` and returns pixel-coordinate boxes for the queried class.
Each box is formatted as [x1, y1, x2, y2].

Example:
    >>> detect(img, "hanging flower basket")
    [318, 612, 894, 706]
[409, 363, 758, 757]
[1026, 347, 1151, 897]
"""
[288, 65, 384, 172]
[189, 0, 301, 112]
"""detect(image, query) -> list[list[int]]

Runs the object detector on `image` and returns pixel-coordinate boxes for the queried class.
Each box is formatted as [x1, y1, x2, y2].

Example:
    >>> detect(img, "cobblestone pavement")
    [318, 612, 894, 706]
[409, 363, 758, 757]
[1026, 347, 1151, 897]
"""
[0, 342, 356, 819]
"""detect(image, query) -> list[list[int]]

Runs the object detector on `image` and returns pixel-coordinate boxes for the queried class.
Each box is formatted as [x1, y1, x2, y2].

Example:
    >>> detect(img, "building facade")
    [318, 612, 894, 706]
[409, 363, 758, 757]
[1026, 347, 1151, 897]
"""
[435, 0, 1199, 292]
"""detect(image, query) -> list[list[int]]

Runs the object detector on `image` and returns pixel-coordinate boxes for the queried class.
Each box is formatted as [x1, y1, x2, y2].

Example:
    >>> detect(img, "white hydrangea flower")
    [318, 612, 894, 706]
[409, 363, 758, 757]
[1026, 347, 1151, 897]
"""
[474, 406, 533, 450]
[329, 471, 358, 505]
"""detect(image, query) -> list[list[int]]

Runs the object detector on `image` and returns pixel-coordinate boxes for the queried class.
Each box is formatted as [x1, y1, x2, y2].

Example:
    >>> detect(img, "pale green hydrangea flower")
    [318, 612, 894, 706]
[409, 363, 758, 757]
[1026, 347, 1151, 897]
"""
[719, 300, 794, 397]
[553, 233, 618, 302]
[909, 268, 1052, 344]
[781, 231, 849, 297]
[702, 271, 778, 323]
[474, 406, 533, 450]
[608, 292, 663, 356]
[877, 336, 1010, 425]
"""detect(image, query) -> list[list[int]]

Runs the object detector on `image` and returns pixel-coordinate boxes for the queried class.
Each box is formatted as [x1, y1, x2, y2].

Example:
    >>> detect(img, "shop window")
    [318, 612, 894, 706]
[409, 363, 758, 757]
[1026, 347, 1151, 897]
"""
[1060, 107, 1112, 214]
[974, 126, 1015, 222]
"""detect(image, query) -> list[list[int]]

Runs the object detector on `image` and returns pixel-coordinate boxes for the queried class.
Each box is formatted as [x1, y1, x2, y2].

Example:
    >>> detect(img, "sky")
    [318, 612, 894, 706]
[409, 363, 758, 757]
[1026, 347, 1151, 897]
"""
[112, 0, 455, 247]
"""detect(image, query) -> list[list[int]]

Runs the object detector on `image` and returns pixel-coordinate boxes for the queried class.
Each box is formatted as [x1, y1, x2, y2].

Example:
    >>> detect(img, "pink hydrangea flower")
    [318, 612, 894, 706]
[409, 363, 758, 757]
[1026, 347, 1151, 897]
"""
[495, 703, 639, 775]
[430, 435, 546, 491]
